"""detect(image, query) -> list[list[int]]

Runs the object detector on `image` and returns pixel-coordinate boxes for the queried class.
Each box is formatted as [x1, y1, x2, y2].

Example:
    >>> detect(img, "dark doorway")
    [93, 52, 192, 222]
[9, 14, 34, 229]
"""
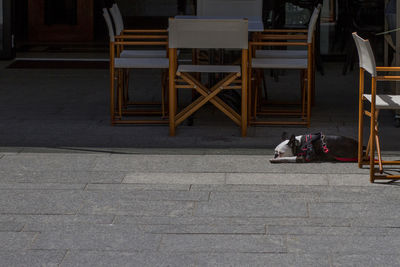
[28, 0, 93, 42]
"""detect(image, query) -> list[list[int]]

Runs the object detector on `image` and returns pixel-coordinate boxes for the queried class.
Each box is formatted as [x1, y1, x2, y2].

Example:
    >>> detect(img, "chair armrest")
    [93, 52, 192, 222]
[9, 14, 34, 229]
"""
[121, 29, 167, 33]
[257, 34, 308, 41]
[249, 41, 308, 48]
[376, 76, 400, 81]
[114, 40, 168, 46]
[115, 34, 168, 40]
[261, 29, 308, 33]
[376, 67, 400, 72]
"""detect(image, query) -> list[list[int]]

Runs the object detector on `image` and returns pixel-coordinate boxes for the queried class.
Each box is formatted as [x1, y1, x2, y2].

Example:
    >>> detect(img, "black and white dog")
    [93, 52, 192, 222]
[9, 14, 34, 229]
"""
[270, 132, 358, 163]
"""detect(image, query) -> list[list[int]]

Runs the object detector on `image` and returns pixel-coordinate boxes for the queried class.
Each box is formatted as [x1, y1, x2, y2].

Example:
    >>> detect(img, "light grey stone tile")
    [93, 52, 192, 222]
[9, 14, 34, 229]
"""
[0, 183, 85, 190]
[0, 170, 125, 184]
[0, 232, 37, 250]
[0, 222, 25, 232]
[0, 154, 99, 171]
[209, 191, 319, 202]
[123, 172, 225, 185]
[160, 234, 286, 253]
[114, 215, 351, 227]
[196, 197, 307, 217]
[309, 203, 400, 219]
[0, 250, 65, 267]
[83, 190, 209, 202]
[144, 224, 265, 234]
[94, 155, 203, 172]
[332, 254, 400, 267]
[351, 218, 400, 228]
[0, 215, 113, 230]
[0, 190, 84, 215]
[318, 190, 400, 203]
[31, 225, 160, 251]
[327, 174, 378, 186]
[268, 226, 400, 236]
[79, 198, 194, 216]
[226, 173, 329, 186]
[61, 251, 197, 267]
[196, 253, 331, 267]
[86, 183, 190, 191]
[286, 235, 400, 254]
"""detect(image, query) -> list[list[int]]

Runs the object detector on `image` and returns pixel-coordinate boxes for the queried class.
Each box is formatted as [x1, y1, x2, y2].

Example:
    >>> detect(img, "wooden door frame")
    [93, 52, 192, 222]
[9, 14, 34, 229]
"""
[28, 0, 93, 42]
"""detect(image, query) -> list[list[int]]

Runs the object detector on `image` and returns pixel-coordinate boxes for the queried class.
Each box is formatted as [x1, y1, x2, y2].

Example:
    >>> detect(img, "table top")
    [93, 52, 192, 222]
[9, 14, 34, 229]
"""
[174, 15, 264, 32]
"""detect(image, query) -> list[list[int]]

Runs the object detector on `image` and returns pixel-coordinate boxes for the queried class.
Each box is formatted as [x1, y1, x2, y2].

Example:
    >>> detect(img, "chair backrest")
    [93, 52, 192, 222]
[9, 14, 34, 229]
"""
[352, 32, 377, 77]
[307, 4, 322, 43]
[109, 3, 125, 35]
[196, 0, 262, 21]
[168, 18, 248, 49]
[103, 8, 115, 42]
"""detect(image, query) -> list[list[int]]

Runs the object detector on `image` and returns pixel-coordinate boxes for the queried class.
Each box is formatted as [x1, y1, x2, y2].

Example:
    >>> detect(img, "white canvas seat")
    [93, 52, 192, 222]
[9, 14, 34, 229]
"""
[255, 50, 307, 58]
[168, 18, 248, 136]
[353, 32, 400, 183]
[103, 9, 169, 124]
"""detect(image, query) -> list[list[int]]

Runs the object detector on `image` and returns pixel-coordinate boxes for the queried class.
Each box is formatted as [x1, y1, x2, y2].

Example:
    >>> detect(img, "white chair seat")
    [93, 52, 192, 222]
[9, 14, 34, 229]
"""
[120, 50, 167, 58]
[251, 58, 308, 69]
[177, 65, 240, 73]
[114, 58, 169, 69]
[255, 50, 307, 58]
[364, 94, 400, 109]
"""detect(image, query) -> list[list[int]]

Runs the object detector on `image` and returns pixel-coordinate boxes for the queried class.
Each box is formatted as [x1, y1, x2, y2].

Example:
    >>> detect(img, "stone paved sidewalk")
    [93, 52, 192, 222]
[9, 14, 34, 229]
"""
[0, 148, 399, 266]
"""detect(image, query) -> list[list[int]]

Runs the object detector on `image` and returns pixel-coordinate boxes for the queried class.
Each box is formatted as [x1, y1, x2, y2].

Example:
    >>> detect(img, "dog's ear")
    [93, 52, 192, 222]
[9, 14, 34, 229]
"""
[288, 134, 296, 147]
[281, 132, 288, 141]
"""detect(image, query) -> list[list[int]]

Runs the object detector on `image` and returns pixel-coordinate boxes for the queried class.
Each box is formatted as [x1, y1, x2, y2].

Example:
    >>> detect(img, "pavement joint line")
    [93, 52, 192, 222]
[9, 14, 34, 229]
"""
[27, 232, 40, 250]
[111, 215, 117, 224]
[83, 183, 89, 191]
[59, 249, 70, 267]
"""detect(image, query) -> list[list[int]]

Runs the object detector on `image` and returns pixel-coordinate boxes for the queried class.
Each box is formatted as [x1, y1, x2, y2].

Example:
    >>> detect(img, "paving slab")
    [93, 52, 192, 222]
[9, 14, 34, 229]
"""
[31, 224, 161, 251]
[0, 232, 37, 250]
[0, 190, 85, 215]
[144, 223, 266, 234]
[0, 250, 65, 267]
[61, 251, 198, 267]
[123, 172, 226, 185]
[332, 254, 400, 267]
[160, 234, 287, 253]
[86, 183, 190, 191]
[79, 198, 195, 216]
[196, 253, 331, 267]
[195, 197, 308, 217]
[0, 170, 125, 184]
[286, 235, 400, 254]
[309, 202, 400, 219]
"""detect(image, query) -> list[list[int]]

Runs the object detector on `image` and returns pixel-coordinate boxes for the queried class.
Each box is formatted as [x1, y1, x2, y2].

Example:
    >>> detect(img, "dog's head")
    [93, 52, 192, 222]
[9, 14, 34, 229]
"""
[272, 133, 300, 160]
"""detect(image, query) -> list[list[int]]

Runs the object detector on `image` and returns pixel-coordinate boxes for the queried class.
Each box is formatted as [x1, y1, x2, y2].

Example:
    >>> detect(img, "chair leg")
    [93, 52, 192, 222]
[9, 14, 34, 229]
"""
[374, 110, 383, 174]
[358, 69, 364, 168]
[369, 78, 377, 183]
[306, 67, 312, 127]
[110, 64, 115, 124]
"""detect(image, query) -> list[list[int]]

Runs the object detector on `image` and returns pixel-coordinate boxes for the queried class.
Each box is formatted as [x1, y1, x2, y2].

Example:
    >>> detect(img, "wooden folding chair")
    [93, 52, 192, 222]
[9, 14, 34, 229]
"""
[248, 5, 321, 127]
[353, 32, 400, 183]
[103, 9, 169, 124]
[168, 18, 248, 136]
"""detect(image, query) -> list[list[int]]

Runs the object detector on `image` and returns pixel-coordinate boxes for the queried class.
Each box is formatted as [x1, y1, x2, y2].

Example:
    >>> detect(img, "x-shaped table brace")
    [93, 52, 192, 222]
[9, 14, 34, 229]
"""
[174, 71, 242, 127]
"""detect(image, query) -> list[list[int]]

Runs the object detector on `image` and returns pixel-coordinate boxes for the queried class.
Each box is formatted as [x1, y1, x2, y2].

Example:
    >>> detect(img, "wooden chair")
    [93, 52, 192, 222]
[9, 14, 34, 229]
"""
[353, 32, 400, 183]
[253, 4, 321, 107]
[168, 18, 248, 136]
[248, 4, 321, 126]
[103, 9, 169, 124]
